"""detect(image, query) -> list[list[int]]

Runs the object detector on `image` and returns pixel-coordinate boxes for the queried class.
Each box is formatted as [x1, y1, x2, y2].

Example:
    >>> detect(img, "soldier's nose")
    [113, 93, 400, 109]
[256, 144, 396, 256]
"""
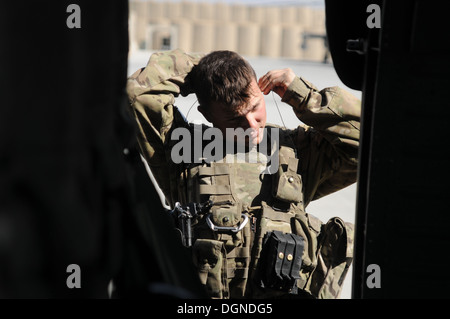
[245, 113, 258, 130]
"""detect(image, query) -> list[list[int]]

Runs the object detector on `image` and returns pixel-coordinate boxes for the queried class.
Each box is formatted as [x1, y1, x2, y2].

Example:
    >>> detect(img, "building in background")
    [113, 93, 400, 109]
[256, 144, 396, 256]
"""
[129, 0, 329, 62]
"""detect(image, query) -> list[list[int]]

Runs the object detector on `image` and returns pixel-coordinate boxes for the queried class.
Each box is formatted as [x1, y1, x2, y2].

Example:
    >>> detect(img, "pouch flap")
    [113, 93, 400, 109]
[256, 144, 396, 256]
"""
[274, 171, 302, 203]
[192, 239, 224, 267]
[211, 203, 241, 227]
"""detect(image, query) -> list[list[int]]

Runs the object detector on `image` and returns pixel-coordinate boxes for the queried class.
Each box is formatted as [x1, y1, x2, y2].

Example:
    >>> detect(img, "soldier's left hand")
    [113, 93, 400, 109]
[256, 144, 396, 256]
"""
[258, 68, 296, 99]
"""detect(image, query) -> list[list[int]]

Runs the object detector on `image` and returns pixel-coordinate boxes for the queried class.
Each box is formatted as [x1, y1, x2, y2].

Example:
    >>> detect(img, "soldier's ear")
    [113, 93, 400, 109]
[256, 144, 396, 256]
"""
[198, 105, 212, 122]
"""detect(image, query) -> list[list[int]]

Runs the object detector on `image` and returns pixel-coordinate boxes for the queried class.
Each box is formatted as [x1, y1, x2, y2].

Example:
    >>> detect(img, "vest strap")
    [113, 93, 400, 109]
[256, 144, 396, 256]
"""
[198, 165, 230, 176]
[199, 184, 232, 195]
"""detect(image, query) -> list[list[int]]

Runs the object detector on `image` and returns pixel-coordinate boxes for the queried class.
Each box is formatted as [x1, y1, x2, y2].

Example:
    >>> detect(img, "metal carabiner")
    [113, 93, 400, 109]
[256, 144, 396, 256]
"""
[206, 213, 249, 232]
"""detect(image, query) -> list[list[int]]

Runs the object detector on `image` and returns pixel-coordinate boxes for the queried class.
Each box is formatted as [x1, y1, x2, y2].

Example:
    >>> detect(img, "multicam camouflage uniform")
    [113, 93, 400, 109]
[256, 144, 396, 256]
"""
[127, 49, 361, 299]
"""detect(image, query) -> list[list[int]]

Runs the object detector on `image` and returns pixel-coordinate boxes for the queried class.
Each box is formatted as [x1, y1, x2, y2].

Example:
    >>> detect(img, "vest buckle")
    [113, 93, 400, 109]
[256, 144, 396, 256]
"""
[206, 213, 248, 232]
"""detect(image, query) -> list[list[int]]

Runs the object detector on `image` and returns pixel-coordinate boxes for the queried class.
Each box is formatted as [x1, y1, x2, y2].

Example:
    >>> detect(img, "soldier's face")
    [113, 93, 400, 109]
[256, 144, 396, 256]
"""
[200, 80, 267, 145]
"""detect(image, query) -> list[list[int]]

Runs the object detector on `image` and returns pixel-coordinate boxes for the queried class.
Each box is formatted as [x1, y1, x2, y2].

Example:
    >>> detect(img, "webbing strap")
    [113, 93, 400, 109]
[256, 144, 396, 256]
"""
[198, 165, 230, 176]
[226, 246, 250, 279]
[287, 157, 299, 173]
[227, 267, 249, 279]
[198, 269, 208, 285]
[278, 146, 298, 170]
[199, 184, 232, 195]
[262, 206, 293, 223]
[226, 246, 251, 259]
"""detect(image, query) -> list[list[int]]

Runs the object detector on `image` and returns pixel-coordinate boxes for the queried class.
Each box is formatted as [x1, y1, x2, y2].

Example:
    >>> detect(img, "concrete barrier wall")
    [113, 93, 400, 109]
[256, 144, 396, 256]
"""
[174, 19, 193, 53]
[281, 7, 298, 25]
[198, 2, 214, 21]
[260, 25, 282, 58]
[192, 21, 215, 53]
[181, 1, 198, 20]
[296, 7, 313, 28]
[215, 24, 238, 52]
[145, 18, 171, 51]
[264, 7, 281, 25]
[237, 23, 260, 56]
[165, 2, 182, 20]
[129, 0, 327, 61]
[281, 25, 304, 59]
[248, 6, 264, 24]
[214, 3, 231, 22]
[231, 4, 248, 23]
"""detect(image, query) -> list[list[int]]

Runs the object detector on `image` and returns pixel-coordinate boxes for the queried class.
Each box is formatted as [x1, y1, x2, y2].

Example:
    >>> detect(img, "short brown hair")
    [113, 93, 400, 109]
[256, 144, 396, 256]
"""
[189, 50, 257, 112]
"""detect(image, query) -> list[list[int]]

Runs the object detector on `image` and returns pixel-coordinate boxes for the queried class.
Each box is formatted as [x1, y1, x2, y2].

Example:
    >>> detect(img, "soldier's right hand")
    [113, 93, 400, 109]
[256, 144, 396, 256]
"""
[258, 68, 296, 99]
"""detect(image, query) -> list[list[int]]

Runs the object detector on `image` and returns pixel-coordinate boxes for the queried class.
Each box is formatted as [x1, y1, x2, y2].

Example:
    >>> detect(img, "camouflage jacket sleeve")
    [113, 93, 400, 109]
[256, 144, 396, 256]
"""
[281, 76, 361, 206]
[126, 49, 203, 203]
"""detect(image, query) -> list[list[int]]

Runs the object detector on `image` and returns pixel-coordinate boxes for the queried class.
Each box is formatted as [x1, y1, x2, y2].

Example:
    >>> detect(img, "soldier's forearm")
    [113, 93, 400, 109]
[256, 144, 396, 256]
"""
[126, 49, 203, 145]
[282, 77, 361, 143]
[127, 49, 203, 100]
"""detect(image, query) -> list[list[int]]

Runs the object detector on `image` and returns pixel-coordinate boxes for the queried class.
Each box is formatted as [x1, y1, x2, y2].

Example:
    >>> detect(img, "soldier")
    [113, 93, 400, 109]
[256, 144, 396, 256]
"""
[127, 49, 360, 299]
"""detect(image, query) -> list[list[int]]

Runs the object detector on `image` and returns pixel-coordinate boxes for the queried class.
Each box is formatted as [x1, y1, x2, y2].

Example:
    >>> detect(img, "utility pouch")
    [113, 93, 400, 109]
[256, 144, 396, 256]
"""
[258, 230, 304, 293]
[308, 217, 354, 299]
[210, 203, 242, 228]
[272, 147, 303, 203]
[192, 239, 228, 299]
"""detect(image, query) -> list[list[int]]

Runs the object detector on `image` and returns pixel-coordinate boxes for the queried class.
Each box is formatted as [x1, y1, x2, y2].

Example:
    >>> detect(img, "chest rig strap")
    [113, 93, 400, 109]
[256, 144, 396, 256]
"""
[197, 164, 235, 201]
[191, 138, 307, 298]
[193, 162, 252, 298]
[198, 165, 233, 197]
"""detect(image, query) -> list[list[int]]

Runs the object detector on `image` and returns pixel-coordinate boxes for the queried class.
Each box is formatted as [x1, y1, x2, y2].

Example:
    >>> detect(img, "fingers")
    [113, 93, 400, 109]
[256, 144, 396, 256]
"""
[258, 70, 282, 95]
[258, 68, 295, 97]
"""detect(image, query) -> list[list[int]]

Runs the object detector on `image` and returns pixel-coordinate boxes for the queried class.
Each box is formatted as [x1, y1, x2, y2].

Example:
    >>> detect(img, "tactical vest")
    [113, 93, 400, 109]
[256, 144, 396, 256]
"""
[174, 126, 354, 299]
